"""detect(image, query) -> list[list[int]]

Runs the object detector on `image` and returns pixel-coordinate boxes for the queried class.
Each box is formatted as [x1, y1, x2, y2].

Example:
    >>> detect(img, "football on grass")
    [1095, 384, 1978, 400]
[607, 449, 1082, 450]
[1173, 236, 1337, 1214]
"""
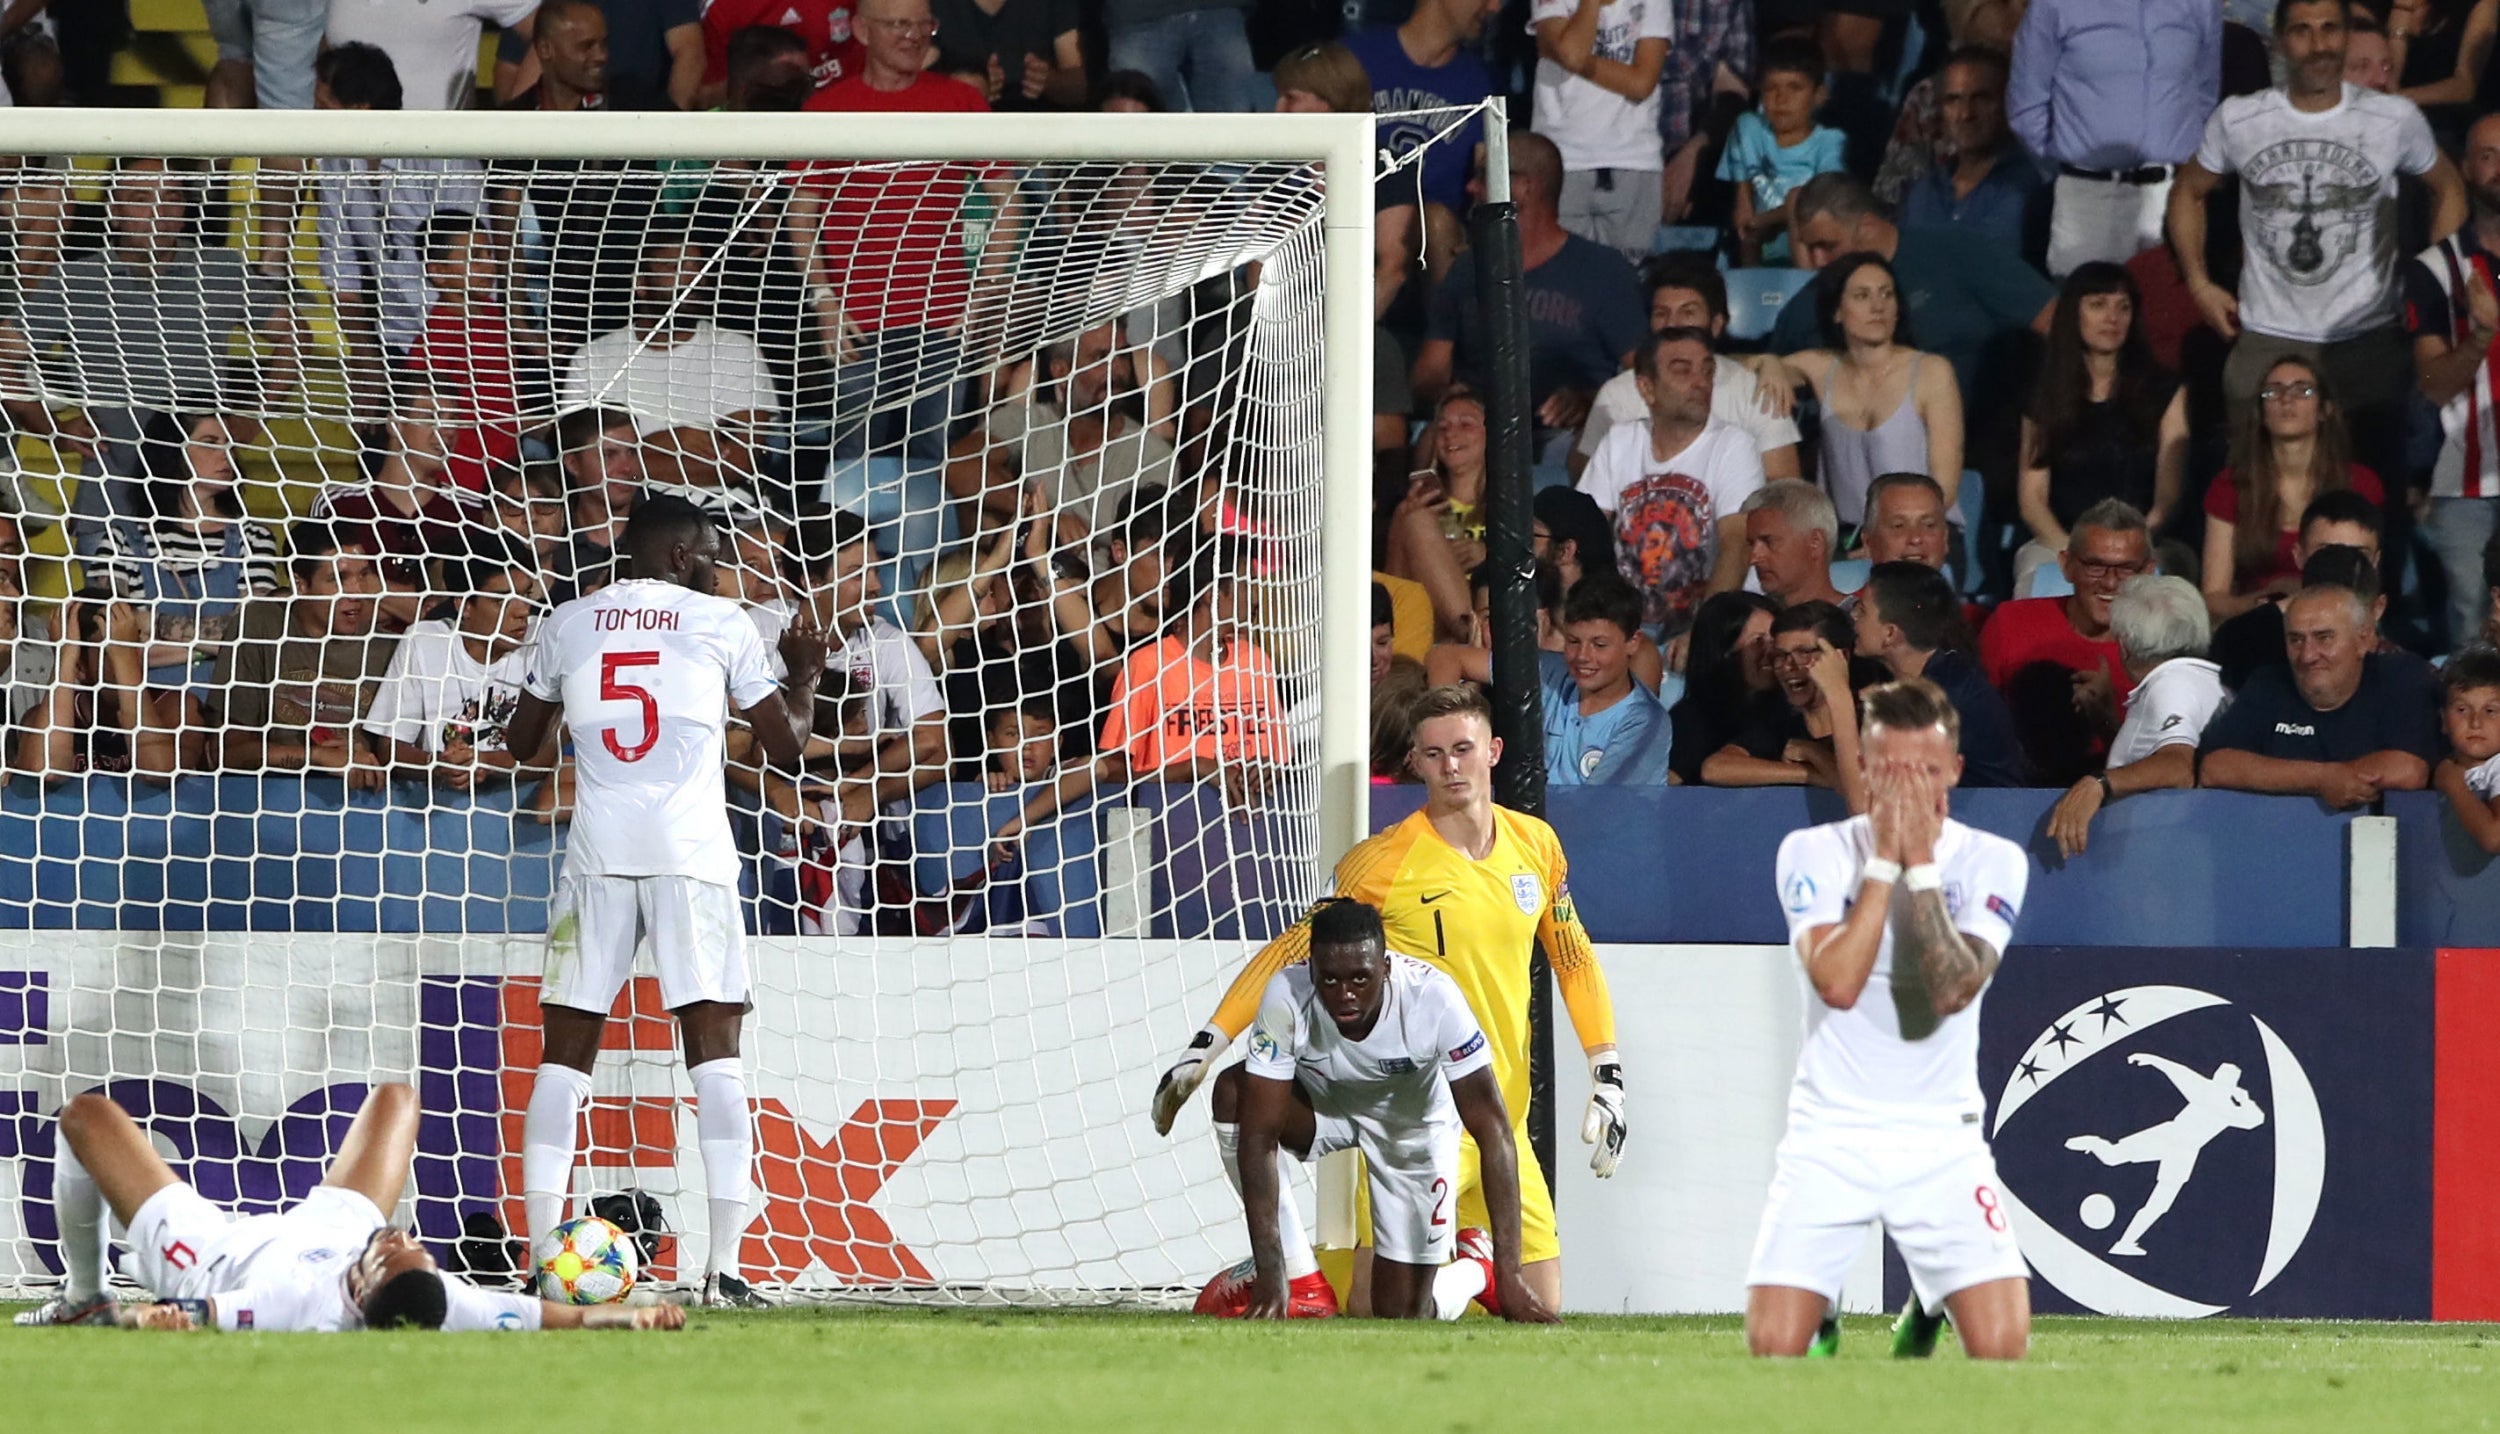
[535, 1216, 640, 1305]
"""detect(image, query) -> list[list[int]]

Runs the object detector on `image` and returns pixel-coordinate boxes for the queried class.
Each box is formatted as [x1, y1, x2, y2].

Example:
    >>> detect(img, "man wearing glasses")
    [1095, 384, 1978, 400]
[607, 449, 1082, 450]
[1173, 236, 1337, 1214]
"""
[1978, 498, 2152, 785]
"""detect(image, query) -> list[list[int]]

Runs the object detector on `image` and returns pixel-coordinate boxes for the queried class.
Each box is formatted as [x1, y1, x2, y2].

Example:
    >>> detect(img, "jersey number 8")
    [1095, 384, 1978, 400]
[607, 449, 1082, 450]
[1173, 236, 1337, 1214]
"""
[602, 651, 661, 762]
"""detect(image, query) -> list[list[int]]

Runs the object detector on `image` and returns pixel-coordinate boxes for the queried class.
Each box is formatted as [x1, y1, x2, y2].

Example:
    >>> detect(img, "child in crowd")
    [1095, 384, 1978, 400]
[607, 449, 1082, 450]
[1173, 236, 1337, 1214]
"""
[2435, 648, 2500, 854]
[408, 210, 523, 496]
[1540, 573, 1672, 786]
[1717, 38, 1848, 267]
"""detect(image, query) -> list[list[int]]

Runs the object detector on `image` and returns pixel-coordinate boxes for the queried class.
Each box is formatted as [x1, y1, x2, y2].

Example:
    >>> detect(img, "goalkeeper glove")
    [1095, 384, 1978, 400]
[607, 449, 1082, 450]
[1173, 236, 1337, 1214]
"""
[1150, 1024, 1228, 1135]
[1580, 1055, 1627, 1178]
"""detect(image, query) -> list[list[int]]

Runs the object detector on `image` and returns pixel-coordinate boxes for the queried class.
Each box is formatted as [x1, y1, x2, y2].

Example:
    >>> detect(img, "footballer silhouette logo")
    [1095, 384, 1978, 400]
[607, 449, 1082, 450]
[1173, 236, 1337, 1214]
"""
[1990, 985, 2324, 1318]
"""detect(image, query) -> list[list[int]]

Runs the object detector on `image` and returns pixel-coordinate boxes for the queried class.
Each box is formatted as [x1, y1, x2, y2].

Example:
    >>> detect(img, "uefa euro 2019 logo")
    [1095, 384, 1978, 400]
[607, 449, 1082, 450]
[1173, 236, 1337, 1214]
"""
[1988, 986, 2325, 1318]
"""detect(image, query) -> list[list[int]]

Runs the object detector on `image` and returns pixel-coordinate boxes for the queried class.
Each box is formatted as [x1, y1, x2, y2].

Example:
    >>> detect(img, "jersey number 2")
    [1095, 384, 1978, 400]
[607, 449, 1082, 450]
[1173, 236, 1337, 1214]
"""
[601, 651, 661, 762]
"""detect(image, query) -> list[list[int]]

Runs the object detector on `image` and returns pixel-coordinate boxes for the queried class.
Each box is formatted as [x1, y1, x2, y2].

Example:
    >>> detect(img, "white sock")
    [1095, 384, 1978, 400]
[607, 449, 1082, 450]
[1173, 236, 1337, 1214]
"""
[53, 1143, 106, 1302]
[1213, 1123, 1319, 1280]
[690, 1057, 754, 1280]
[1432, 1257, 1488, 1320]
[521, 1061, 593, 1252]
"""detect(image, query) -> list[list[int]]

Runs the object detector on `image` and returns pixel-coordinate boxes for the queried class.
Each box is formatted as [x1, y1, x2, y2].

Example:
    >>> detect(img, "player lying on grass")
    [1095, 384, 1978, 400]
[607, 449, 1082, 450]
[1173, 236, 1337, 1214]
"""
[1748, 676, 2030, 1360]
[1152, 684, 1623, 1314]
[14, 1083, 684, 1333]
[1198, 898, 1555, 1324]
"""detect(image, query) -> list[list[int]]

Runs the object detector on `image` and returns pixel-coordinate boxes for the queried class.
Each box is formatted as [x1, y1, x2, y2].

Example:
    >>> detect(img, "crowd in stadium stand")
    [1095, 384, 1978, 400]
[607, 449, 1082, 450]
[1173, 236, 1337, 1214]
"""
[8, 0, 2500, 933]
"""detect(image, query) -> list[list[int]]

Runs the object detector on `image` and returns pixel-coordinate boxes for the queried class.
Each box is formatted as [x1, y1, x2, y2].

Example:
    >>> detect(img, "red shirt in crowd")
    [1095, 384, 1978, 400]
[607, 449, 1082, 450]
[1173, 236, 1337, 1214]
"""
[1979, 596, 2138, 705]
[702, 0, 862, 93]
[798, 73, 991, 333]
[311, 483, 474, 591]
[2202, 464, 2384, 594]
[409, 301, 523, 495]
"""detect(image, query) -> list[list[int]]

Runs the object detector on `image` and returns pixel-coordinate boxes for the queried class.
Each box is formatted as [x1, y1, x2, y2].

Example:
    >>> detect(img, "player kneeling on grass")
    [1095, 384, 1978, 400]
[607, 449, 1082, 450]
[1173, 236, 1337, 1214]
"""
[1205, 898, 1556, 1324]
[1746, 676, 2029, 1361]
[16, 1083, 683, 1333]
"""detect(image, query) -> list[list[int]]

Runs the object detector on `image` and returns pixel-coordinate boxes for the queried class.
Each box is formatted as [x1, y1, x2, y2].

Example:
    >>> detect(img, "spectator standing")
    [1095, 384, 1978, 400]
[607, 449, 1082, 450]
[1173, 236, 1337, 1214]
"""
[1540, 574, 1672, 785]
[200, 0, 330, 110]
[2389, 0, 2498, 140]
[2405, 112, 2500, 650]
[1858, 470, 1952, 570]
[2201, 356, 2385, 618]
[1345, 0, 1496, 238]
[2198, 577, 2444, 805]
[1902, 46, 2049, 270]
[2046, 573, 2226, 857]
[1655, 0, 1755, 226]
[1528, 0, 1671, 255]
[1741, 479, 1847, 608]
[1853, 560, 2028, 786]
[2210, 496, 2385, 690]
[794, 0, 997, 465]
[326, 0, 539, 110]
[1777, 254, 1967, 532]
[699, 0, 861, 104]
[1575, 255, 1803, 482]
[1875, 0, 2028, 207]
[1700, 599, 1867, 806]
[933, 0, 1084, 109]
[1576, 328, 1766, 643]
[1417, 135, 1645, 445]
[1716, 38, 1845, 267]
[214, 522, 396, 783]
[407, 211, 524, 476]
[1103, 0, 1254, 111]
[2015, 261, 2188, 583]
[2171, 0, 2463, 495]
[361, 537, 549, 795]
[502, 0, 608, 110]
[1666, 589, 1778, 783]
[1979, 498, 2153, 784]
[2009, 0, 2220, 275]
[584, 0, 701, 109]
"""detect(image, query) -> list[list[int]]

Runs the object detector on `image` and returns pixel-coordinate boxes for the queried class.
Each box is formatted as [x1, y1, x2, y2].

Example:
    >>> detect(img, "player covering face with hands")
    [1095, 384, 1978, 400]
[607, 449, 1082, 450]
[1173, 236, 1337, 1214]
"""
[1151, 685, 1622, 1314]
[16, 1083, 684, 1333]
[1205, 900, 1556, 1323]
[1748, 677, 2030, 1360]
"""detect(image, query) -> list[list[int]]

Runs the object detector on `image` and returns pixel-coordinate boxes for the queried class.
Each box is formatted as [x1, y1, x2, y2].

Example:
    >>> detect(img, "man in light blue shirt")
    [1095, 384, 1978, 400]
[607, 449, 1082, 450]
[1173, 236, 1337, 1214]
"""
[2007, 0, 2220, 275]
[1539, 574, 1673, 786]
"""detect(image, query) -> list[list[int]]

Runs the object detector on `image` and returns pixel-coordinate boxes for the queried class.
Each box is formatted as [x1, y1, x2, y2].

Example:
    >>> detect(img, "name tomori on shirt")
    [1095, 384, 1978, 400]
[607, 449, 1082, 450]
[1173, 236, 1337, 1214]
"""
[593, 608, 684, 632]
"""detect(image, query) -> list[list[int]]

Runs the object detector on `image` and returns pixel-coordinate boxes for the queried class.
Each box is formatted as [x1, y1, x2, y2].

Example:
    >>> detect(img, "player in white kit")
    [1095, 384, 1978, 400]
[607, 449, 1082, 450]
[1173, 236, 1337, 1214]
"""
[1746, 677, 2032, 1361]
[502, 494, 828, 1309]
[1206, 899, 1555, 1323]
[13, 1084, 684, 1332]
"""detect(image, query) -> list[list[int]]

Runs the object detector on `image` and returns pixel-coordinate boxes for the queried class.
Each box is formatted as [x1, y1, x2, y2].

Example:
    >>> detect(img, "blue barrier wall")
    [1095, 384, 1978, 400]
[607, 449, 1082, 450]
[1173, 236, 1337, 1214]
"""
[4, 776, 2483, 945]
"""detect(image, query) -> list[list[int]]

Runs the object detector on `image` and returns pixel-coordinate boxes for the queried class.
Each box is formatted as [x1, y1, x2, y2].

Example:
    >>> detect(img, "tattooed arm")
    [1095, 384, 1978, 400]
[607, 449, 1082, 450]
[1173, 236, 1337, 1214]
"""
[1890, 883, 2000, 1038]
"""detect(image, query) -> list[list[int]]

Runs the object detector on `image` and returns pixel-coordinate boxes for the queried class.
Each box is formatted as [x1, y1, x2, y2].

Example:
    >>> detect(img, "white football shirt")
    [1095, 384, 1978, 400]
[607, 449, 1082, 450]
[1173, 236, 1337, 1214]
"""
[2108, 656, 2228, 768]
[1527, 0, 1673, 172]
[1773, 814, 2028, 1133]
[194, 1193, 540, 1333]
[524, 578, 780, 885]
[360, 618, 533, 756]
[1245, 954, 1494, 1170]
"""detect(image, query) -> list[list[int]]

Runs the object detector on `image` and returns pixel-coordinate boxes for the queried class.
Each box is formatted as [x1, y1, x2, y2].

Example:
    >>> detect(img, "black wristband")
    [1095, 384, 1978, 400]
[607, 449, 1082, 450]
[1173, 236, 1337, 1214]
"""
[2096, 772, 2115, 801]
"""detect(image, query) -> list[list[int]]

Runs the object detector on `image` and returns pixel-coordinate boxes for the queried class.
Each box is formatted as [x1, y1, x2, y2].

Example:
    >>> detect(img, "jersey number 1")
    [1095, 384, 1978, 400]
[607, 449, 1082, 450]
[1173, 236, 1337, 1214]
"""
[602, 651, 661, 762]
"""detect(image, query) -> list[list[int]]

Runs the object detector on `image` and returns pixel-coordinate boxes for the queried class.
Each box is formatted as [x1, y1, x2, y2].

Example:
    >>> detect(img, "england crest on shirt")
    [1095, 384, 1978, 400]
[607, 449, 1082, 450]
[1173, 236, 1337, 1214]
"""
[1511, 873, 1542, 913]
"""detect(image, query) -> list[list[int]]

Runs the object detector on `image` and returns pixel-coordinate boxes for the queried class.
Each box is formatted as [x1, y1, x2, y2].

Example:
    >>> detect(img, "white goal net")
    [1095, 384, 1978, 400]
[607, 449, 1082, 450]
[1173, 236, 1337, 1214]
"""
[0, 107, 1415, 1302]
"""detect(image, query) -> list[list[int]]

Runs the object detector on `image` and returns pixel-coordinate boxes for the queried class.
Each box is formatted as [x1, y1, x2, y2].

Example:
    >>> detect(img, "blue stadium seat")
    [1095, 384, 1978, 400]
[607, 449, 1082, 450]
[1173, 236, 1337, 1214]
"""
[1723, 268, 1813, 344]
[909, 783, 1102, 937]
[825, 455, 948, 630]
[1651, 225, 1721, 256]
[1828, 557, 1871, 593]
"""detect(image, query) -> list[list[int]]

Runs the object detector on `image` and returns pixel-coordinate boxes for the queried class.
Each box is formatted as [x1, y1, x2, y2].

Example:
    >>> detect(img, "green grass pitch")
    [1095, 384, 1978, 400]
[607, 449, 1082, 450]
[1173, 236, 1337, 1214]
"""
[5, 1307, 2496, 1432]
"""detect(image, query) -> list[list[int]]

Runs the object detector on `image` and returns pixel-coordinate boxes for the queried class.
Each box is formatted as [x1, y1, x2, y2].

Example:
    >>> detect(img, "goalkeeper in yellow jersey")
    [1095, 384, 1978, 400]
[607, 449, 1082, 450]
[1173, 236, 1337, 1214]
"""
[1151, 683, 1624, 1313]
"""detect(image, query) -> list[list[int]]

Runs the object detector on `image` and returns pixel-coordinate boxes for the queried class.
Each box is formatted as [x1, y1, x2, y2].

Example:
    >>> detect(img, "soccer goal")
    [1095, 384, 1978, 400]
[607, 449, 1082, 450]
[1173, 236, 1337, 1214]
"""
[0, 104, 1448, 1302]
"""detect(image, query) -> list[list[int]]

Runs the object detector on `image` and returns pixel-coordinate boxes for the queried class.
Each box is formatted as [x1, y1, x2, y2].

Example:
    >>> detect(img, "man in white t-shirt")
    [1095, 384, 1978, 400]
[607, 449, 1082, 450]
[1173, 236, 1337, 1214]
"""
[1750, 676, 2031, 1361]
[2048, 574, 2227, 859]
[361, 536, 546, 794]
[2168, 0, 2464, 489]
[326, 0, 540, 110]
[1528, 0, 1670, 255]
[1576, 328, 1766, 644]
[560, 209, 782, 508]
[1196, 899, 1556, 1324]
[502, 494, 828, 1309]
[1575, 256, 1805, 480]
[15, 1083, 684, 1334]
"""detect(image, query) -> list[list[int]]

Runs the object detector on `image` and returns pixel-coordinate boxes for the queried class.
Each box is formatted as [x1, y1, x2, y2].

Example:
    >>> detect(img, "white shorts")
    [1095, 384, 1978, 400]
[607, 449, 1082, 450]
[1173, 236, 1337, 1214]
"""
[1308, 1112, 1459, 1267]
[545, 874, 749, 1014]
[126, 1184, 383, 1301]
[1745, 1128, 2027, 1310]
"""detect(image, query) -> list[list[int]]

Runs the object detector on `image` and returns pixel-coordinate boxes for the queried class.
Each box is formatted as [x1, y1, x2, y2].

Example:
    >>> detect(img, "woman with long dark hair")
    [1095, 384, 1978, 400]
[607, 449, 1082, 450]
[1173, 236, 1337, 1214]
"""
[1774, 253, 1965, 533]
[2015, 262, 2189, 588]
[2391, 0, 2498, 128]
[2200, 355, 2384, 619]
[1667, 590, 1779, 785]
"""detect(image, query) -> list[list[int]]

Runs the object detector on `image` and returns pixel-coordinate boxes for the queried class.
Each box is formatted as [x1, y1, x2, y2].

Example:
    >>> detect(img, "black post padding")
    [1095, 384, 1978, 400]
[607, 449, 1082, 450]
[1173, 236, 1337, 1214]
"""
[1468, 191, 1557, 1190]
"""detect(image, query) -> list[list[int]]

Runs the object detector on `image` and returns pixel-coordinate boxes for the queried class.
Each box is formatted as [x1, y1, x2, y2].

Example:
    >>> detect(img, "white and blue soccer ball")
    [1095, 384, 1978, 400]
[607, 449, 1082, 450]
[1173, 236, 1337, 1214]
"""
[534, 1215, 640, 1305]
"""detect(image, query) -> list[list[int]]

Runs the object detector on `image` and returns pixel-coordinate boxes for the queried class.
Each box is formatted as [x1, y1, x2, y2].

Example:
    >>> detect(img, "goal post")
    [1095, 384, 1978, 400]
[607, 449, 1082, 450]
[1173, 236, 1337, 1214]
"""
[0, 104, 1433, 1302]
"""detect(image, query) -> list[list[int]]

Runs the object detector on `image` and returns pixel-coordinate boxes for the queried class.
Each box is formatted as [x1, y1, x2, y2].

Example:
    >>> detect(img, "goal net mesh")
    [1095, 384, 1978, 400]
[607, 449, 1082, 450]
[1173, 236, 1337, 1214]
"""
[0, 114, 1455, 1304]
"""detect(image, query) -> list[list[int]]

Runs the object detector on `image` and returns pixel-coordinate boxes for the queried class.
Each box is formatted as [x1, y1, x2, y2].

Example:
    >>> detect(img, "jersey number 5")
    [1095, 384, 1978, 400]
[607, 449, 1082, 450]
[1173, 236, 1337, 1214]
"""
[602, 651, 661, 761]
